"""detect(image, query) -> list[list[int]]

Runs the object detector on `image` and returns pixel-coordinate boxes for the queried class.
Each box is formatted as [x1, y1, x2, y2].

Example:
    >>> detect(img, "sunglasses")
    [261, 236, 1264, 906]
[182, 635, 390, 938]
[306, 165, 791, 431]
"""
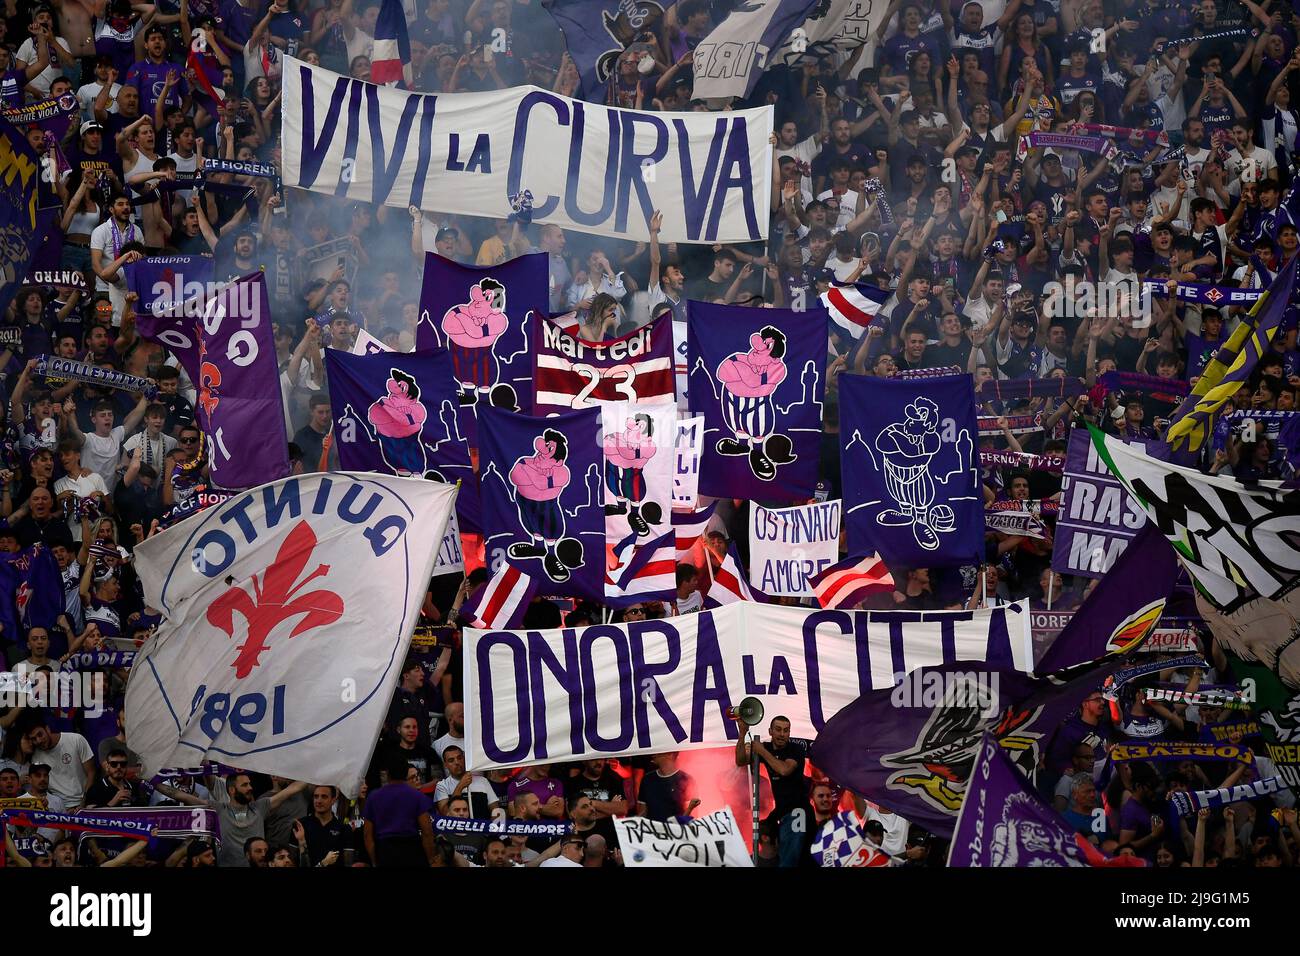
[107, 760, 126, 768]
[179, 436, 200, 443]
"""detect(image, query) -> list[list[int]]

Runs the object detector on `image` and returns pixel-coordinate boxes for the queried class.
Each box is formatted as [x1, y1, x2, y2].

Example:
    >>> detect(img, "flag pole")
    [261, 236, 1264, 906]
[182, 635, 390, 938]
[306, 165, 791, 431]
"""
[1046, 572, 1054, 610]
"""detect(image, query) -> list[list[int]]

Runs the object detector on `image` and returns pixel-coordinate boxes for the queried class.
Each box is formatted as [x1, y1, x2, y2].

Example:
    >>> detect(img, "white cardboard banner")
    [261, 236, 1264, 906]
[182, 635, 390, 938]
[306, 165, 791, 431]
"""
[614, 807, 753, 867]
[465, 600, 1032, 769]
[748, 499, 841, 597]
[283, 58, 773, 244]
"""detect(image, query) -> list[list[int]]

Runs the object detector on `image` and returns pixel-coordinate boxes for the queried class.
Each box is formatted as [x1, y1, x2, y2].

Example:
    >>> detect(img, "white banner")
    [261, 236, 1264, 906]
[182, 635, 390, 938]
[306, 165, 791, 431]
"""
[671, 416, 704, 512]
[602, 402, 676, 546]
[282, 58, 773, 244]
[770, 0, 883, 69]
[126, 474, 457, 796]
[614, 807, 753, 867]
[748, 499, 841, 597]
[465, 600, 1032, 769]
[692, 0, 820, 102]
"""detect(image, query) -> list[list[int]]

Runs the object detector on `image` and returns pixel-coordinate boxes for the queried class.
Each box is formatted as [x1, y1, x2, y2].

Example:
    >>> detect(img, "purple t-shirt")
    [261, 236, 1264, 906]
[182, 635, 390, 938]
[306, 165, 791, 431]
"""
[125, 59, 188, 119]
[363, 782, 431, 838]
[1119, 797, 1155, 850]
[507, 774, 563, 808]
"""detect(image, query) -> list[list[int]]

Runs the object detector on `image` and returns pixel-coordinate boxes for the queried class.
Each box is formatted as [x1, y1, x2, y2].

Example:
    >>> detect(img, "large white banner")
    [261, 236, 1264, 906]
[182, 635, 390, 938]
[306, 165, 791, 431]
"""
[282, 58, 773, 245]
[671, 416, 704, 512]
[692, 0, 821, 102]
[614, 807, 753, 867]
[748, 499, 841, 597]
[126, 474, 457, 796]
[465, 600, 1032, 769]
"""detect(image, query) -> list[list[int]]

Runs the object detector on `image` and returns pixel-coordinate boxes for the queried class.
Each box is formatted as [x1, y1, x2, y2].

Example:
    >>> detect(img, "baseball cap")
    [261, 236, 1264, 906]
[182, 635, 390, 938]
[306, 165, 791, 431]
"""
[80, 121, 103, 136]
[1042, 149, 1062, 162]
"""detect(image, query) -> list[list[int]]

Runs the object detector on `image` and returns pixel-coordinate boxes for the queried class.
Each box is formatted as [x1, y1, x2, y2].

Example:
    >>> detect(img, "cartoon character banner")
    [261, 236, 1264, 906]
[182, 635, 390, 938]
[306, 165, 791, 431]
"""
[478, 404, 605, 600]
[416, 252, 544, 447]
[534, 312, 675, 415]
[543, 0, 678, 102]
[687, 301, 827, 502]
[602, 402, 677, 604]
[672, 415, 704, 512]
[840, 373, 982, 568]
[324, 347, 480, 533]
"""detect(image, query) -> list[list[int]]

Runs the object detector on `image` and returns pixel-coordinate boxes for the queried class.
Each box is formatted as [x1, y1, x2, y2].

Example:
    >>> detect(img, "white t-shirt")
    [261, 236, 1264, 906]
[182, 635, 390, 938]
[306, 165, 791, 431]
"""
[539, 856, 583, 867]
[863, 804, 910, 858]
[432, 731, 465, 759]
[32, 732, 93, 811]
[16, 36, 72, 96]
[54, 469, 110, 540]
[77, 426, 127, 493]
[433, 774, 499, 809]
[1226, 145, 1277, 195]
[90, 219, 143, 294]
[675, 590, 704, 615]
[122, 430, 177, 473]
[22, 788, 68, 843]
[77, 80, 121, 119]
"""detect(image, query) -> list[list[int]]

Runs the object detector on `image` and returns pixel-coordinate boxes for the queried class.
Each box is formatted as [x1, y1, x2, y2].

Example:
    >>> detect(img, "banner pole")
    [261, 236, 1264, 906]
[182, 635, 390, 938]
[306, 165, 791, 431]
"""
[750, 733, 760, 864]
[1046, 572, 1054, 610]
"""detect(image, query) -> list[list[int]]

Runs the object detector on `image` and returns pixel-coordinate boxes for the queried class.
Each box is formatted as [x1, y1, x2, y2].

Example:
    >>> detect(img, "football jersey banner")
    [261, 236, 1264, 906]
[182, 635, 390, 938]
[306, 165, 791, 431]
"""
[687, 301, 828, 502]
[416, 252, 545, 446]
[324, 347, 480, 532]
[840, 372, 982, 568]
[125, 474, 457, 796]
[603, 402, 677, 606]
[478, 404, 605, 600]
[533, 312, 675, 414]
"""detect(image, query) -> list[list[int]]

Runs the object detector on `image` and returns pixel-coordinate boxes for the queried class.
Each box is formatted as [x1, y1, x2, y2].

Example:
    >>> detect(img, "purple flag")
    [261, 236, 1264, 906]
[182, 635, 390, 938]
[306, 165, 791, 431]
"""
[1051, 430, 1156, 579]
[542, 0, 678, 101]
[416, 252, 545, 447]
[840, 372, 982, 568]
[136, 272, 289, 490]
[478, 404, 605, 600]
[324, 347, 480, 532]
[809, 524, 1178, 836]
[948, 733, 1092, 866]
[0, 544, 63, 636]
[1, 92, 80, 142]
[687, 301, 827, 502]
[123, 254, 214, 317]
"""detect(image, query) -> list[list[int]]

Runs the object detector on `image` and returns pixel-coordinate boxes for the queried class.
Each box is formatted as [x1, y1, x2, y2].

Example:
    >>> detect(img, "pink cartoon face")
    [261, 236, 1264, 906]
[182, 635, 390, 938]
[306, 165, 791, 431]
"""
[717, 330, 787, 398]
[748, 331, 776, 362]
[534, 434, 557, 460]
[388, 378, 410, 399]
[441, 282, 508, 348]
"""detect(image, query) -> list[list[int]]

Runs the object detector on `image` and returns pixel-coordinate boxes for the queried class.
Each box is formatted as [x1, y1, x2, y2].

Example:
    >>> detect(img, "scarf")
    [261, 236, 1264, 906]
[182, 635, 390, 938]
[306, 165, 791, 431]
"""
[63, 650, 136, 669]
[1028, 131, 1114, 156]
[1155, 28, 1249, 53]
[33, 355, 159, 399]
[1098, 370, 1191, 405]
[1145, 686, 1252, 709]
[978, 412, 1042, 435]
[1078, 123, 1170, 146]
[0, 806, 221, 842]
[979, 449, 1065, 472]
[1168, 776, 1292, 817]
[979, 376, 1087, 402]
[1103, 654, 1207, 700]
[862, 178, 893, 225]
[897, 365, 963, 379]
[1110, 741, 1255, 766]
[431, 816, 573, 837]
[984, 504, 1049, 538]
[1140, 279, 1264, 306]
[1200, 719, 1260, 743]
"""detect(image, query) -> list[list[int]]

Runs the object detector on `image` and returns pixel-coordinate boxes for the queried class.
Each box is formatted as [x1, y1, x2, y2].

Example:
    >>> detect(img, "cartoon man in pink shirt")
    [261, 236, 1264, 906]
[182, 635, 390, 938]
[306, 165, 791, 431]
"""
[366, 369, 431, 477]
[715, 325, 797, 481]
[508, 429, 584, 582]
[603, 413, 661, 537]
[440, 278, 519, 412]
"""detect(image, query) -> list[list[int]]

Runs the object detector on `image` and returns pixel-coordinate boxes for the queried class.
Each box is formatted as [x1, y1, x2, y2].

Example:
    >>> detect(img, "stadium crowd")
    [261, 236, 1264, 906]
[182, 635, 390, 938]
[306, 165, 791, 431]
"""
[1, 0, 1298, 868]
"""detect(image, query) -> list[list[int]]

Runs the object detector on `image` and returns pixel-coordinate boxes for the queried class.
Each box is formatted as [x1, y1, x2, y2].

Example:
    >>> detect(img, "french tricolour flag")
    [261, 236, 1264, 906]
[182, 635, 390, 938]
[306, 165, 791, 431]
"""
[809, 553, 895, 609]
[705, 543, 755, 607]
[820, 281, 890, 336]
[465, 564, 537, 629]
[371, 0, 413, 87]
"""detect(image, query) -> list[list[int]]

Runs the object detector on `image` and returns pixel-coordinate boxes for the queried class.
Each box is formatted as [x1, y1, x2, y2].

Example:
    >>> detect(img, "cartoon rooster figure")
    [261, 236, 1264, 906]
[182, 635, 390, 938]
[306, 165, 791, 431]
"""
[367, 368, 431, 478]
[440, 278, 519, 412]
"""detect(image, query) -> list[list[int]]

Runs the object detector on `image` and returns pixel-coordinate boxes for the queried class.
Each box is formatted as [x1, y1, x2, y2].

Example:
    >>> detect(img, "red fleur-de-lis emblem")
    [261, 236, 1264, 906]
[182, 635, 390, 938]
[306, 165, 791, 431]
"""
[197, 333, 222, 418]
[206, 521, 345, 678]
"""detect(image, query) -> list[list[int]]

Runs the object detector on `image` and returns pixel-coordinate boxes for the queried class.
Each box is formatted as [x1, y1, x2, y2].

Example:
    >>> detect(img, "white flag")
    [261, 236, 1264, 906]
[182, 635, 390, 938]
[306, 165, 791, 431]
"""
[614, 807, 753, 867]
[125, 473, 456, 796]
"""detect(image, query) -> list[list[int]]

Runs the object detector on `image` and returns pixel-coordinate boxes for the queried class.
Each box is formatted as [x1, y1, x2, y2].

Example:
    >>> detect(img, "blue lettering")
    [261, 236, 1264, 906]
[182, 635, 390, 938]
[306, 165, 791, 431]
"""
[802, 609, 852, 729]
[673, 116, 725, 241]
[628, 621, 686, 747]
[219, 495, 259, 544]
[337, 483, 380, 523]
[407, 95, 439, 209]
[477, 632, 531, 764]
[294, 65, 350, 189]
[262, 481, 302, 528]
[706, 118, 759, 242]
[579, 625, 634, 752]
[446, 132, 466, 171]
[466, 133, 491, 173]
[527, 628, 584, 759]
[364, 514, 406, 556]
[335, 78, 366, 197]
[743, 654, 765, 694]
[365, 84, 422, 203]
[194, 529, 236, 577]
[768, 656, 795, 696]
[508, 91, 566, 220]
[615, 112, 667, 233]
[563, 103, 619, 227]
[690, 612, 735, 742]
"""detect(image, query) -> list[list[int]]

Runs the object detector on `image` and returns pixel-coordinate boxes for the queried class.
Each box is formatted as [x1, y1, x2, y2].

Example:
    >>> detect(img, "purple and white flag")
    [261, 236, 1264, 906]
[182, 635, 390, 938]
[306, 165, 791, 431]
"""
[948, 733, 1091, 867]
[478, 404, 605, 601]
[124, 254, 215, 317]
[416, 252, 545, 447]
[135, 271, 289, 490]
[840, 372, 982, 568]
[688, 301, 827, 502]
[1051, 430, 1153, 579]
[324, 347, 479, 532]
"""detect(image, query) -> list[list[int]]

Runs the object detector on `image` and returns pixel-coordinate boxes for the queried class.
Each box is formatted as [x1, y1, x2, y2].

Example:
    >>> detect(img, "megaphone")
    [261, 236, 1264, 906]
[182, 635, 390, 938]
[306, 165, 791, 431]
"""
[726, 696, 765, 725]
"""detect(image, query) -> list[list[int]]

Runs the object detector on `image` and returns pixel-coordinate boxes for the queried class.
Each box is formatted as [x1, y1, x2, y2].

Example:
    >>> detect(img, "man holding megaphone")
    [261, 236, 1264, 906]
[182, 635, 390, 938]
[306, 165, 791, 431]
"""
[733, 710, 811, 829]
